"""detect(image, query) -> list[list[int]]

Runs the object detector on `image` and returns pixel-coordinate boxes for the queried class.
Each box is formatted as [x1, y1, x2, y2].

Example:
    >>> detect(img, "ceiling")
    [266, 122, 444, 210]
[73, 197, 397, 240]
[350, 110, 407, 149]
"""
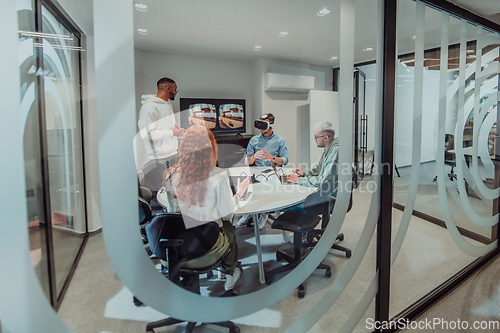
[132, 0, 500, 68]
[449, 0, 500, 25]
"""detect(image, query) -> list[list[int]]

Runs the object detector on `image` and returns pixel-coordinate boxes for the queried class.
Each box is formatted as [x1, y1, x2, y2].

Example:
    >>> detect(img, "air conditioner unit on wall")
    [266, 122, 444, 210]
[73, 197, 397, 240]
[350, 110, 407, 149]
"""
[264, 73, 315, 92]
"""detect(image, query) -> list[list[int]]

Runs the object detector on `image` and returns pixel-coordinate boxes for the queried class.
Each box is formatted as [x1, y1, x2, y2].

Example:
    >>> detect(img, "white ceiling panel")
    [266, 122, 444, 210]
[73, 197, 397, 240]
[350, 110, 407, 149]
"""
[132, 0, 500, 67]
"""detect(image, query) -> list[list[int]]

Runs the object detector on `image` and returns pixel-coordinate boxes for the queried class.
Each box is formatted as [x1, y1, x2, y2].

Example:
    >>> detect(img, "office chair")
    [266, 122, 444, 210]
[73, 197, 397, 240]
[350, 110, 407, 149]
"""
[433, 134, 457, 182]
[139, 195, 152, 243]
[139, 185, 153, 204]
[264, 179, 337, 298]
[144, 213, 240, 333]
[133, 195, 156, 307]
[312, 186, 353, 259]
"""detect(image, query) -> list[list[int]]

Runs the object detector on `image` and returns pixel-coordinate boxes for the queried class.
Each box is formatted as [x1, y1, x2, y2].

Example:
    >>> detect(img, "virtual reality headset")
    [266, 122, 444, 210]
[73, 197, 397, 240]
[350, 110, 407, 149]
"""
[254, 119, 270, 130]
[254, 114, 274, 130]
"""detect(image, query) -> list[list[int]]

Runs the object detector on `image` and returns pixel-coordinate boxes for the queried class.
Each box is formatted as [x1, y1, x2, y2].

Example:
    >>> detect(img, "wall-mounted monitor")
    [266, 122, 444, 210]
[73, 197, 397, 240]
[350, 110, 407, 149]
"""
[180, 98, 246, 135]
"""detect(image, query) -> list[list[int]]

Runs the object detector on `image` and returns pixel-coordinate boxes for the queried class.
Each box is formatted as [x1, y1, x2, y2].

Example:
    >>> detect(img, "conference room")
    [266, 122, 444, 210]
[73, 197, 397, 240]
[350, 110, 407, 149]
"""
[3, 0, 500, 332]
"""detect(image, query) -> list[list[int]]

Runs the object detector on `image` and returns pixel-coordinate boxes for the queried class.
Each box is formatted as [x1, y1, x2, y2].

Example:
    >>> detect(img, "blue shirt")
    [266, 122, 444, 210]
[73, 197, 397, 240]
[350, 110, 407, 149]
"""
[245, 132, 288, 166]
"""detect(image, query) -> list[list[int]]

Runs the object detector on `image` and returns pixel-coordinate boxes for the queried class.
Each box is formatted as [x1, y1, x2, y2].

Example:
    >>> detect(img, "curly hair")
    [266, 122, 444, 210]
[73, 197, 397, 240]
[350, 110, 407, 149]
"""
[163, 125, 218, 207]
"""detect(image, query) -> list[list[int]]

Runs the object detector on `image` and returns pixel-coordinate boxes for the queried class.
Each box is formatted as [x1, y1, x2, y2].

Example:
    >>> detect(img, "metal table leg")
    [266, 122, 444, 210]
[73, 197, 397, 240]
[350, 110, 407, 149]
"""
[253, 213, 265, 284]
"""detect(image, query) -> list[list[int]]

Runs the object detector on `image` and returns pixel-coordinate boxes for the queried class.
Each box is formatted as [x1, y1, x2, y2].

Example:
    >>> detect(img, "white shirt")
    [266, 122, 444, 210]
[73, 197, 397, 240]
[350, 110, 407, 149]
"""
[165, 167, 237, 228]
[138, 95, 178, 159]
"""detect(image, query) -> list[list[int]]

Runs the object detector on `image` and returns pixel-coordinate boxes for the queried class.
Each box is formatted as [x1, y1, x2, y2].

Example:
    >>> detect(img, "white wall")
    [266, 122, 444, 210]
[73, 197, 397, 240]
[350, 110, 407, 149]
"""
[256, 58, 333, 166]
[135, 51, 333, 167]
[395, 62, 440, 167]
[357, 64, 377, 152]
[80, 35, 101, 232]
[55, 0, 93, 35]
[309, 91, 339, 166]
[135, 50, 253, 133]
[359, 62, 441, 168]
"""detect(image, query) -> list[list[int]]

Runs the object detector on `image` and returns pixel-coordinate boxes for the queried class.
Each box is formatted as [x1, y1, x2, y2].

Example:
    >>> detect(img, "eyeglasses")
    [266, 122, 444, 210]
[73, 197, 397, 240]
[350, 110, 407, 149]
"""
[314, 135, 326, 140]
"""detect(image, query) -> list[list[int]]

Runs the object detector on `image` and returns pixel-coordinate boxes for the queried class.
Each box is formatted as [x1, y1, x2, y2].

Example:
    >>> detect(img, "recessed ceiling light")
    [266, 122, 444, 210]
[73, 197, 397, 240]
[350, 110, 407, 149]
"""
[363, 47, 374, 51]
[412, 35, 416, 39]
[279, 31, 288, 37]
[134, 3, 148, 12]
[254, 45, 262, 50]
[137, 28, 148, 35]
[329, 56, 338, 60]
[317, 8, 331, 16]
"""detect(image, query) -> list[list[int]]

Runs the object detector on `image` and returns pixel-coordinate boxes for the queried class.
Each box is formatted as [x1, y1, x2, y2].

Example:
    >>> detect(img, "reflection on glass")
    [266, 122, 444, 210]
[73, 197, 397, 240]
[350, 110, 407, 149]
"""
[18, 2, 52, 302]
[41, 5, 86, 297]
[391, 0, 500, 317]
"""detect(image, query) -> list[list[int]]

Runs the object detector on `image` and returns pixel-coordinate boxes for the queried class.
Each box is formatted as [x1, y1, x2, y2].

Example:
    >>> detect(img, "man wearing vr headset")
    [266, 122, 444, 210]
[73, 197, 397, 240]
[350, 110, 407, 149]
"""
[245, 113, 288, 167]
[238, 113, 288, 229]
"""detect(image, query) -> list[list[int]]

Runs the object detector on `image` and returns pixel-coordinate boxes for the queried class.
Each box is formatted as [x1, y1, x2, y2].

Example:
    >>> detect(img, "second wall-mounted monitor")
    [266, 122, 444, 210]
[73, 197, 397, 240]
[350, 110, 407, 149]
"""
[180, 98, 246, 134]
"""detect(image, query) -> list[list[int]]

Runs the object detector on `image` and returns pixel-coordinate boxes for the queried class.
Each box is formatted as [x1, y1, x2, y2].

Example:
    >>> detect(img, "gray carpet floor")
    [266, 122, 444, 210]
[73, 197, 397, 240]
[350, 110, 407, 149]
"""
[56, 175, 499, 332]
[401, 252, 500, 333]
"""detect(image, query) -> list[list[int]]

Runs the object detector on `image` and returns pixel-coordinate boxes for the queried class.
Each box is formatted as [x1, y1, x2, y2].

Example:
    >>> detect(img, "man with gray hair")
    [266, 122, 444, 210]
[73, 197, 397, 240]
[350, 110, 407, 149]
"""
[287, 120, 338, 187]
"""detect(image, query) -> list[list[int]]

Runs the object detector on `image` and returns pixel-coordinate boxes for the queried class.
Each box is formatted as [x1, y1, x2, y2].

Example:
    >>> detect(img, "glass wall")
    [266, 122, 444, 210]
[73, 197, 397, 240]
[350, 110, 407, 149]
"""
[94, 0, 383, 332]
[2, 0, 500, 332]
[17, 0, 88, 307]
[391, 0, 500, 317]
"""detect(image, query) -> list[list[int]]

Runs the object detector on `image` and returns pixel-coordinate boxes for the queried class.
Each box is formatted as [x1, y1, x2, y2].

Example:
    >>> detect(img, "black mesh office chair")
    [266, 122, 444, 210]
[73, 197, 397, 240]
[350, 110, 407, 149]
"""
[433, 134, 457, 182]
[138, 195, 152, 243]
[311, 185, 353, 259]
[264, 178, 344, 298]
[144, 213, 240, 333]
[444, 134, 457, 181]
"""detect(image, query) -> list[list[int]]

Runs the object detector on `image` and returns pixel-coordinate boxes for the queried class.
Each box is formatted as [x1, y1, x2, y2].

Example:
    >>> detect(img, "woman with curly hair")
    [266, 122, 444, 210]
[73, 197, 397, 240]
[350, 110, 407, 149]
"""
[162, 125, 249, 290]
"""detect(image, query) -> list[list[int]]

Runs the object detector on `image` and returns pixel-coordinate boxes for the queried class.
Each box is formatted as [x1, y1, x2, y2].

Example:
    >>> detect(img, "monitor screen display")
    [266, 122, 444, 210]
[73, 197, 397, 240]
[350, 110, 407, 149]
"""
[187, 103, 217, 130]
[180, 98, 246, 134]
[218, 104, 244, 130]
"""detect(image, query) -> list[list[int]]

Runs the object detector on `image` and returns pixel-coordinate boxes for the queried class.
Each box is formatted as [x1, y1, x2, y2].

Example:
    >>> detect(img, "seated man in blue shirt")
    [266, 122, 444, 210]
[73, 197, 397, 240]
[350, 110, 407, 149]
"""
[244, 113, 288, 167]
[237, 113, 289, 229]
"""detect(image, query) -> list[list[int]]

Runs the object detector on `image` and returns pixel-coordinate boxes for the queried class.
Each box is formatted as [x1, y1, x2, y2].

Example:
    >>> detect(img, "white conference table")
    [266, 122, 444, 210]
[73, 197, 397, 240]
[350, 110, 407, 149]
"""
[157, 166, 318, 284]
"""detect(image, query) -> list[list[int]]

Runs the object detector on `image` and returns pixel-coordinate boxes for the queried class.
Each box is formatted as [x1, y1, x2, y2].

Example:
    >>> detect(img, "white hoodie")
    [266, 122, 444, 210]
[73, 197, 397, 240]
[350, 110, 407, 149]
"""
[138, 95, 178, 159]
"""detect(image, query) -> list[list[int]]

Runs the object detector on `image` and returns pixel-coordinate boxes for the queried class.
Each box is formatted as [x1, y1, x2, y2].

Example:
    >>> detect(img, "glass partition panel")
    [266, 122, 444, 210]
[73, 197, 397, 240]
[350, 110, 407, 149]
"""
[392, 0, 500, 317]
[18, 0, 52, 301]
[14, 0, 88, 309]
[41, 4, 87, 298]
[61, 0, 383, 332]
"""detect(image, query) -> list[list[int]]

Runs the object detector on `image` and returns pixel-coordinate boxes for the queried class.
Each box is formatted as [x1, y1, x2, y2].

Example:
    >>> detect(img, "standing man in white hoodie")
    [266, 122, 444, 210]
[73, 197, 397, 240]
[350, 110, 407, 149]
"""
[138, 77, 185, 194]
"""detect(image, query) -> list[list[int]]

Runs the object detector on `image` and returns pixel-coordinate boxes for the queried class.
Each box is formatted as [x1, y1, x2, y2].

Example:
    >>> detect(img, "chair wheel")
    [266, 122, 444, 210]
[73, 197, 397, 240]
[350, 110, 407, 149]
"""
[298, 289, 305, 298]
[346, 250, 352, 258]
[325, 269, 332, 278]
[230, 326, 241, 333]
[337, 234, 344, 241]
[265, 275, 275, 285]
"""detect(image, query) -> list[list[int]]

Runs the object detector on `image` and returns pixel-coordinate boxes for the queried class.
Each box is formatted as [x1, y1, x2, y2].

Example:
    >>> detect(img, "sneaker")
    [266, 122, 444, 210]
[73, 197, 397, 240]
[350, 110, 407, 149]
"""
[224, 267, 241, 291]
[218, 270, 226, 280]
[236, 214, 252, 226]
[257, 213, 268, 230]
